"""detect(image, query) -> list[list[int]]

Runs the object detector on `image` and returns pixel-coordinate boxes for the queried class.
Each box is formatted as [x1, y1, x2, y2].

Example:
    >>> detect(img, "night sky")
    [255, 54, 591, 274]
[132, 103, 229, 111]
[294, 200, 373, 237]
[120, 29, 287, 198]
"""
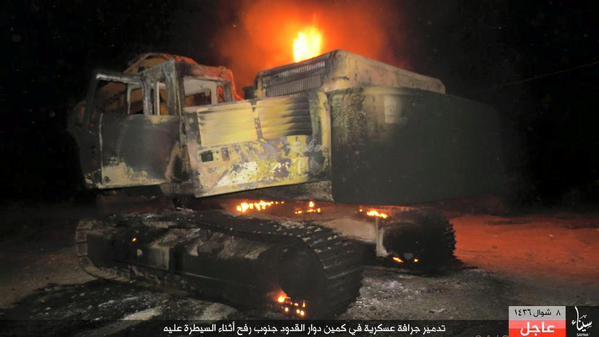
[2, 0, 598, 207]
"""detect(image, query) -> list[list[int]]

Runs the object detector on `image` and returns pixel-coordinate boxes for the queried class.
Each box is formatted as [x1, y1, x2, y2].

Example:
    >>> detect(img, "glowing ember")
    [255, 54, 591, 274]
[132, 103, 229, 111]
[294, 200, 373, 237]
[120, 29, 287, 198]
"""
[293, 26, 323, 62]
[294, 201, 322, 215]
[366, 209, 389, 219]
[294, 208, 322, 214]
[392, 256, 404, 264]
[277, 292, 308, 318]
[235, 200, 282, 213]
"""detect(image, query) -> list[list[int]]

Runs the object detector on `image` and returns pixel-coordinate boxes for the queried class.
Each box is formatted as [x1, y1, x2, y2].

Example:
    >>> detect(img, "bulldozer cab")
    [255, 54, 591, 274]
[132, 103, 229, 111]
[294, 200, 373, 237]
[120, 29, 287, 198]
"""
[70, 60, 235, 189]
[87, 61, 231, 117]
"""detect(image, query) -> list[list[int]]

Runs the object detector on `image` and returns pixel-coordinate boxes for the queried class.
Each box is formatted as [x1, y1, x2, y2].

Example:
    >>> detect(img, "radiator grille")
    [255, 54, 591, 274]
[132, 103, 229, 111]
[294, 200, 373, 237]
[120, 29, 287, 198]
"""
[261, 58, 327, 97]
[189, 95, 312, 147]
[257, 95, 312, 139]
[265, 75, 322, 97]
[196, 102, 257, 147]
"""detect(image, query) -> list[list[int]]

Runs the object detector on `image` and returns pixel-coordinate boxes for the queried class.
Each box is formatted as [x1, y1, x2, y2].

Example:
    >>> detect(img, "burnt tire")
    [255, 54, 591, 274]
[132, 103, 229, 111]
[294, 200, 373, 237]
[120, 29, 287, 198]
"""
[383, 209, 456, 271]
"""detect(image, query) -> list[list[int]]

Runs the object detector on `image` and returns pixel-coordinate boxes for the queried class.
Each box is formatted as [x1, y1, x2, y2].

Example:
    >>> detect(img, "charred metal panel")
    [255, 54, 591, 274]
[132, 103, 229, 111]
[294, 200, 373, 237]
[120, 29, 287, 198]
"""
[138, 61, 182, 117]
[68, 61, 186, 189]
[255, 50, 445, 99]
[257, 96, 313, 140]
[68, 55, 241, 192]
[67, 103, 102, 187]
[99, 115, 180, 188]
[329, 86, 504, 204]
[183, 91, 331, 197]
[193, 102, 258, 147]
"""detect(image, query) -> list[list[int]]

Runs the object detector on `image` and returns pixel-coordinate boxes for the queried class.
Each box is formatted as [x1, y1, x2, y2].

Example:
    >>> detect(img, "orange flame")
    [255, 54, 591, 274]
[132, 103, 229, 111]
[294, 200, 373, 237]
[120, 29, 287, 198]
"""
[214, 1, 407, 89]
[277, 294, 287, 303]
[293, 26, 323, 62]
[276, 291, 308, 318]
[365, 209, 389, 219]
[294, 201, 322, 215]
[235, 200, 283, 213]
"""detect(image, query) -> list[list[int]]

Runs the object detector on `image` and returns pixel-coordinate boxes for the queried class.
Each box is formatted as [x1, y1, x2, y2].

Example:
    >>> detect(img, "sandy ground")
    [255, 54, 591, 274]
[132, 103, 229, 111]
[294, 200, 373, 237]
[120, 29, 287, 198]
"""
[453, 214, 599, 286]
[0, 203, 597, 335]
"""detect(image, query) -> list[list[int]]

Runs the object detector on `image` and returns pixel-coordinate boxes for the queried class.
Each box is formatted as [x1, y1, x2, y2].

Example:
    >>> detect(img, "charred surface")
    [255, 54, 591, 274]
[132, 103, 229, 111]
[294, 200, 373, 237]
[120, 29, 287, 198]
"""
[330, 87, 505, 204]
[254, 50, 446, 99]
[183, 91, 331, 197]
[381, 209, 456, 271]
[76, 209, 363, 318]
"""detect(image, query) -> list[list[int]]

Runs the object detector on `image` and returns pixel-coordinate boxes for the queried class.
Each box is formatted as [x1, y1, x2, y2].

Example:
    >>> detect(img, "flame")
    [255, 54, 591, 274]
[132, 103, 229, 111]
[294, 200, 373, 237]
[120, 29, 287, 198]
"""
[235, 200, 283, 213]
[366, 209, 389, 219]
[276, 292, 308, 318]
[214, 1, 406, 89]
[293, 26, 323, 62]
[294, 201, 322, 215]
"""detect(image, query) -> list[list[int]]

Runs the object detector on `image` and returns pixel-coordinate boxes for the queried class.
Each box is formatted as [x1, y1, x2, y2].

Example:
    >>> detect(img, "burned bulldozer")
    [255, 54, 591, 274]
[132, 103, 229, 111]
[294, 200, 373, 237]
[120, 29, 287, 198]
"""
[68, 51, 503, 317]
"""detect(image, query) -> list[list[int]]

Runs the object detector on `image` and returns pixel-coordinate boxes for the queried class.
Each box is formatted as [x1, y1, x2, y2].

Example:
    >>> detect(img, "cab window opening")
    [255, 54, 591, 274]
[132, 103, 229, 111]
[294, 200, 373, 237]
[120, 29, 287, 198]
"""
[183, 77, 220, 107]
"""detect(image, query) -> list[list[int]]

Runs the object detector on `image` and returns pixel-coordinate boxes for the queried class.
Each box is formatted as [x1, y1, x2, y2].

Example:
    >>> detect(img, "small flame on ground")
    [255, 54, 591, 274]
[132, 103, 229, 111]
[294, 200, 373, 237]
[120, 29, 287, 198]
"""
[358, 208, 390, 219]
[276, 292, 308, 318]
[367, 209, 389, 219]
[294, 201, 321, 215]
[235, 200, 283, 213]
[293, 26, 323, 62]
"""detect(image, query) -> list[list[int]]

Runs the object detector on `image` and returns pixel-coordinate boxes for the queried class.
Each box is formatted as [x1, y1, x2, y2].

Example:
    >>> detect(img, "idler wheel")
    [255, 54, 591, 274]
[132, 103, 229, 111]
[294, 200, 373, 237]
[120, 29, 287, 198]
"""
[277, 245, 326, 300]
[382, 209, 456, 271]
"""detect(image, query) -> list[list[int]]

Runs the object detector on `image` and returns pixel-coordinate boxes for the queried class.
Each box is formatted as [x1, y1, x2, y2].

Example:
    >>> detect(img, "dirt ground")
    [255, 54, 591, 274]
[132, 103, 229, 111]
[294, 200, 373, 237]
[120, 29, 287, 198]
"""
[0, 202, 597, 335]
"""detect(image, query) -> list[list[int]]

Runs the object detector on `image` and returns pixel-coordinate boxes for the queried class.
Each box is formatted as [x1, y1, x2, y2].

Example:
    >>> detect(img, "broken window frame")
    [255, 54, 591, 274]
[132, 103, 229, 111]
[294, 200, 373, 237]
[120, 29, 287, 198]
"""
[85, 71, 147, 122]
[138, 61, 182, 117]
[182, 77, 223, 106]
[153, 81, 169, 116]
[126, 83, 143, 115]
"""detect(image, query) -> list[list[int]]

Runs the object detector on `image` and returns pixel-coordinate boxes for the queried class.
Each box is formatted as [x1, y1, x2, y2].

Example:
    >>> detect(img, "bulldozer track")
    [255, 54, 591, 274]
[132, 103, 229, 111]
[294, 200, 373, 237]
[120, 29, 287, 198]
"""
[75, 209, 363, 317]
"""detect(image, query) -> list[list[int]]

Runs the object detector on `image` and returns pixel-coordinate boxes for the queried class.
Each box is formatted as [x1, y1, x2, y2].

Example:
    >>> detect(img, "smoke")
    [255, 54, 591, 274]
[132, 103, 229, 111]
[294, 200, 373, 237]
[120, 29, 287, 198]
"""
[214, 0, 407, 91]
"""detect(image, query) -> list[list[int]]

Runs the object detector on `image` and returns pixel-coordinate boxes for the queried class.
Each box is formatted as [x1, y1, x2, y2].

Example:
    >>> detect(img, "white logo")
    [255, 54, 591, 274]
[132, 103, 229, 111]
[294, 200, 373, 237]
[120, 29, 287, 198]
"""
[571, 306, 593, 333]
